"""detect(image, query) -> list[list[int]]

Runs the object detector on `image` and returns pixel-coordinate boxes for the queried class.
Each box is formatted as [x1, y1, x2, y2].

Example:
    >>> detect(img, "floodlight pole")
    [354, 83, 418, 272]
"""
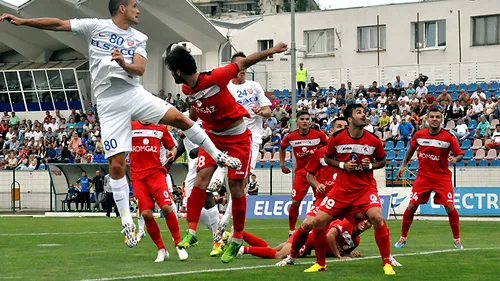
[291, 0, 297, 178]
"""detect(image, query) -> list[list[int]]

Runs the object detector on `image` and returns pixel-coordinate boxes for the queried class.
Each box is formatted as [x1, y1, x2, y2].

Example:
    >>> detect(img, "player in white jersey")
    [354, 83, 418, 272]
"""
[0, 0, 241, 248]
[210, 52, 272, 256]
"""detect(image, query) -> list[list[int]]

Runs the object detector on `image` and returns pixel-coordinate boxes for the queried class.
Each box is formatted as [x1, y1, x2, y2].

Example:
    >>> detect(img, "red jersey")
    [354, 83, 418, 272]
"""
[281, 128, 328, 174]
[329, 219, 360, 255]
[410, 128, 462, 180]
[305, 146, 340, 199]
[183, 63, 250, 131]
[130, 121, 176, 180]
[326, 129, 385, 192]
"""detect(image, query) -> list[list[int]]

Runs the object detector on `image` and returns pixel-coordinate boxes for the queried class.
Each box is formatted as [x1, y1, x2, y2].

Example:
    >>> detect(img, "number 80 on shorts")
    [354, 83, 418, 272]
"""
[104, 139, 118, 151]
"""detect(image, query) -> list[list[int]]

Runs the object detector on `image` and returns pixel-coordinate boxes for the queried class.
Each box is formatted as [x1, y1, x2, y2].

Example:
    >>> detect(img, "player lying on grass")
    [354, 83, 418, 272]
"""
[237, 219, 371, 260]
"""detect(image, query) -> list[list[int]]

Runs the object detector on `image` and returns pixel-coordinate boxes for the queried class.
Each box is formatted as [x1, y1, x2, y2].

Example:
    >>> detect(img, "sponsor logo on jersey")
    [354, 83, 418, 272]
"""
[132, 145, 158, 153]
[127, 39, 135, 46]
[143, 138, 149, 145]
[237, 96, 259, 105]
[419, 152, 440, 161]
[297, 148, 316, 158]
[90, 39, 135, 56]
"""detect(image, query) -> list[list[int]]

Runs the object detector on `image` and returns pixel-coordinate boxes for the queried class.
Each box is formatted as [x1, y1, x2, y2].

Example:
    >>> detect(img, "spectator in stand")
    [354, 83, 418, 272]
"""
[32, 127, 43, 142]
[471, 88, 486, 105]
[388, 117, 400, 142]
[44, 127, 56, 141]
[75, 116, 85, 137]
[308, 103, 318, 122]
[92, 170, 105, 212]
[448, 100, 464, 120]
[325, 92, 336, 105]
[317, 102, 329, 124]
[3, 135, 20, 151]
[475, 116, 490, 141]
[158, 89, 166, 100]
[425, 92, 436, 105]
[9, 112, 20, 128]
[306, 77, 320, 96]
[345, 92, 356, 105]
[46, 144, 56, 163]
[398, 117, 415, 146]
[273, 104, 287, 122]
[390, 110, 401, 123]
[165, 92, 173, 105]
[1, 111, 9, 123]
[261, 122, 272, 147]
[68, 133, 82, 153]
[408, 111, 420, 130]
[398, 91, 410, 103]
[416, 81, 428, 98]
[269, 95, 280, 111]
[413, 73, 429, 89]
[54, 109, 64, 122]
[87, 102, 96, 113]
[385, 82, 397, 97]
[438, 89, 452, 105]
[266, 115, 278, 131]
[77, 171, 92, 212]
[38, 145, 47, 167]
[320, 120, 331, 133]
[379, 111, 390, 132]
[282, 99, 291, 113]
[484, 97, 496, 119]
[468, 98, 484, 120]
[357, 84, 367, 96]
[4, 127, 14, 141]
[490, 98, 500, 122]
[450, 118, 470, 141]
[386, 99, 399, 115]
[265, 130, 281, 153]
[74, 145, 86, 163]
[247, 174, 259, 196]
[94, 136, 104, 156]
[346, 82, 354, 95]
[58, 118, 67, 131]
[369, 109, 380, 129]
[296, 63, 307, 93]
[486, 124, 500, 150]
[43, 111, 53, 124]
[394, 75, 405, 93]
[367, 81, 381, 96]
[337, 83, 346, 97]
[66, 183, 80, 212]
[366, 93, 378, 109]
[356, 94, 368, 107]
[399, 100, 411, 113]
[83, 119, 93, 133]
[327, 102, 338, 116]
[87, 110, 96, 123]
[67, 117, 76, 132]
[0, 120, 8, 138]
[406, 83, 416, 97]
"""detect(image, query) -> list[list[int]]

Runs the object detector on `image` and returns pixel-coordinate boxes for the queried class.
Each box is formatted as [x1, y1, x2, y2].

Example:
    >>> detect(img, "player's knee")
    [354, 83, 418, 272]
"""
[407, 204, 418, 213]
[291, 200, 301, 207]
[444, 204, 455, 213]
[369, 214, 385, 228]
[141, 210, 154, 220]
[301, 218, 314, 231]
[312, 217, 328, 229]
[161, 205, 173, 215]
[108, 159, 125, 178]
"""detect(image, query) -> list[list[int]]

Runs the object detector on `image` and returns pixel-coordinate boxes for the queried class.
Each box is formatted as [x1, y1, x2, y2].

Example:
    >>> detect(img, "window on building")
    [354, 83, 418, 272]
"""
[258, 39, 274, 60]
[413, 20, 446, 49]
[358, 25, 386, 51]
[221, 43, 232, 63]
[304, 29, 335, 55]
[473, 14, 500, 46]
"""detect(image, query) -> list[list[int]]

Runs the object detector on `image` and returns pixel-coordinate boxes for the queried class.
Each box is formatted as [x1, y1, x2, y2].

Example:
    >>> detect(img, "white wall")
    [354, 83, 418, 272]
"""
[226, 0, 500, 89]
[0, 170, 51, 211]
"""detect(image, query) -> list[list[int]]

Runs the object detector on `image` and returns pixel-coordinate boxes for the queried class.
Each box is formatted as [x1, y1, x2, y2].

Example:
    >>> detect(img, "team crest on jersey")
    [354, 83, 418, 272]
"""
[247, 89, 253, 95]
[350, 154, 358, 161]
[143, 138, 149, 145]
[195, 100, 203, 107]
[127, 39, 135, 46]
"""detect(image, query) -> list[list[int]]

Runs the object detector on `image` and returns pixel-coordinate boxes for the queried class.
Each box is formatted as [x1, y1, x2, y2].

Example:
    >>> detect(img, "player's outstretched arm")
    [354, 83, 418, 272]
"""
[0, 13, 70, 31]
[236, 42, 288, 71]
[326, 228, 347, 259]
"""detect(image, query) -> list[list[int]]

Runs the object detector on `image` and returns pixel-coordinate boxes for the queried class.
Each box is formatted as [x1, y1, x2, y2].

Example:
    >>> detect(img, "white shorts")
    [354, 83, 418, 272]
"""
[250, 141, 260, 175]
[97, 82, 173, 158]
[166, 174, 174, 194]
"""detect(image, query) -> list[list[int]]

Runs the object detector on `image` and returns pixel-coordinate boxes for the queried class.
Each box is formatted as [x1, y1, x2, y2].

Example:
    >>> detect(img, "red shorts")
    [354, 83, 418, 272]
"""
[410, 177, 454, 206]
[132, 170, 172, 212]
[292, 172, 311, 201]
[306, 199, 323, 217]
[197, 129, 252, 180]
[318, 187, 382, 223]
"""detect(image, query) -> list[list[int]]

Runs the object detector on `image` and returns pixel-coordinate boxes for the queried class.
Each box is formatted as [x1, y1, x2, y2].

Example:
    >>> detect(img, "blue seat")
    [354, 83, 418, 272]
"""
[437, 84, 446, 92]
[395, 150, 406, 161]
[485, 91, 491, 98]
[480, 82, 488, 92]
[394, 141, 405, 151]
[455, 160, 465, 167]
[428, 84, 436, 93]
[81, 138, 87, 146]
[386, 159, 398, 170]
[478, 159, 489, 167]
[379, 86, 385, 93]
[286, 146, 292, 152]
[458, 83, 467, 92]
[451, 92, 458, 101]
[262, 161, 271, 168]
[490, 81, 499, 92]
[386, 150, 395, 161]
[463, 149, 473, 160]
[432, 92, 438, 98]
[255, 162, 262, 169]
[384, 140, 394, 151]
[468, 120, 477, 130]
[448, 83, 457, 93]
[285, 160, 292, 168]
[409, 160, 419, 170]
[93, 154, 100, 162]
[466, 159, 477, 167]
[495, 90, 500, 99]
[460, 139, 471, 150]
[405, 170, 417, 181]
[490, 159, 500, 167]
[273, 89, 280, 97]
[272, 161, 280, 168]
[386, 171, 397, 181]
[468, 129, 475, 140]
[467, 83, 478, 93]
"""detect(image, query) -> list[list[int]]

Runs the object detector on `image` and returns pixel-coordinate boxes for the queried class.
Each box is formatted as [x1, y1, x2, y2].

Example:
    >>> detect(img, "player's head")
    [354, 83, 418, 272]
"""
[332, 117, 348, 133]
[108, 0, 140, 25]
[296, 110, 310, 130]
[165, 46, 198, 84]
[427, 107, 442, 129]
[353, 220, 372, 236]
[344, 104, 366, 128]
[231, 52, 246, 81]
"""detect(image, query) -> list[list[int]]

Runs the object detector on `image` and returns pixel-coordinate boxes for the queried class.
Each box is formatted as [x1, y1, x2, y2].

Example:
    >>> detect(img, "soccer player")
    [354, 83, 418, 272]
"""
[307, 103, 397, 275]
[279, 111, 328, 235]
[395, 107, 464, 249]
[165, 42, 288, 263]
[276, 117, 347, 266]
[211, 51, 273, 256]
[0, 0, 239, 248]
[129, 120, 188, 262]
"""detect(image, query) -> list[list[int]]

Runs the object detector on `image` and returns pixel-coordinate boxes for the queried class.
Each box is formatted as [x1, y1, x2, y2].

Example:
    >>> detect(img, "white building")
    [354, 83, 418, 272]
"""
[216, 0, 500, 90]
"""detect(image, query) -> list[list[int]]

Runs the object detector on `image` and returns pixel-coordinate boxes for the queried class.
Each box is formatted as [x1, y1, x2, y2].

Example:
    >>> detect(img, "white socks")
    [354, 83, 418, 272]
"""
[137, 211, 145, 234]
[220, 196, 232, 226]
[183, 124, 220, 160]
[110, 176, 133, 226]
[200, 205, 219, 234]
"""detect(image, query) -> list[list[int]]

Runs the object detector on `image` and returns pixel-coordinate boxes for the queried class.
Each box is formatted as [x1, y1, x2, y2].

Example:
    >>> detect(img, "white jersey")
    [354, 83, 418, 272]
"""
[182, 112, 202, 171]
[70, 18, 148, 97]
[104, 174, 112, 193]
[227, 80, 271, 144]
[159, 130, 178, 166]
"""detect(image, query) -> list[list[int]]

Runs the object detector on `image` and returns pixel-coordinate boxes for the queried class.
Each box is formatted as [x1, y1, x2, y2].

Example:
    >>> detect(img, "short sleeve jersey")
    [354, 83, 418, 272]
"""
[182, 63, 250, 131]
[130, 121, 176, 180]
[410, 128, 463, 180]
[329, 219, 360, 255]
[70, 19, 148, 97]
[227, 80, 272, 143]
[326, 129, 385, 191]
[280, 129, 328, 174]
[305, 146, 340, 199]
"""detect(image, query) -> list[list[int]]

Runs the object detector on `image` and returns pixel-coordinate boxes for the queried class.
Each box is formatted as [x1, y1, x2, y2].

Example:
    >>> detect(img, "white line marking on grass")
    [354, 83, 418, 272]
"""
[37, 244, 62, 247]
[74, 247, 500, 281]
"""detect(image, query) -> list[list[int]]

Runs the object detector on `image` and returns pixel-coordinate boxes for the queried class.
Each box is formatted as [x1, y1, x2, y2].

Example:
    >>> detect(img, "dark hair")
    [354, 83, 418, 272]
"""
[296, 110, 309, 118]
[165, 46, 197, 75]
[496, 124, 500, 127]
[344, 104, 364, 119]
[429, 106, 442, 114]
[333, 117, 348, 125]
[231, 52, 246, 62]
[108, 0, 130, 16]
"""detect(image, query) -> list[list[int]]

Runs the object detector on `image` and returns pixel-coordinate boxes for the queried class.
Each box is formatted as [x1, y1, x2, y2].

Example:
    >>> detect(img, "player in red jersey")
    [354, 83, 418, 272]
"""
[395, 107, 464, 249]
[129, 121, 188, 262]
[307, 103, 398, 275]
[165, 42, 288, 263]
[276, 117, 347, 266]
[279, 111, 328, 235]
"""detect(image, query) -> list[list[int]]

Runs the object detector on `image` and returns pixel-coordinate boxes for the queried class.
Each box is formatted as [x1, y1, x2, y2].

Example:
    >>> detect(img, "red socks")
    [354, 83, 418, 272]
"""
[374, 220, 392, 265]
[164, 210, 181, 246]
[288, 204, 300, 231]
[232, 196, 247, 240]
[186, 186, 206, 231]
[401, 208, 415, 237]
[290, 227, 310, 258]
[244, 246, 277, 259]
[243, 231, 268, 247]
[313, 227, 328, 266]
[145, 218, 165, 250]
[447, 208, 460, 239]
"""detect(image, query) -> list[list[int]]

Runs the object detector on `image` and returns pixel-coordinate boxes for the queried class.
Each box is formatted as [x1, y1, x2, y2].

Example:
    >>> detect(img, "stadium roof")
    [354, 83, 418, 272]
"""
[0, 0, 227, 63]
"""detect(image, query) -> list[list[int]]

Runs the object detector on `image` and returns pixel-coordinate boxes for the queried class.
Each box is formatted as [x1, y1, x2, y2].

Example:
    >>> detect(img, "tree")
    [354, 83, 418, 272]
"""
[283, 0, 318, 12]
